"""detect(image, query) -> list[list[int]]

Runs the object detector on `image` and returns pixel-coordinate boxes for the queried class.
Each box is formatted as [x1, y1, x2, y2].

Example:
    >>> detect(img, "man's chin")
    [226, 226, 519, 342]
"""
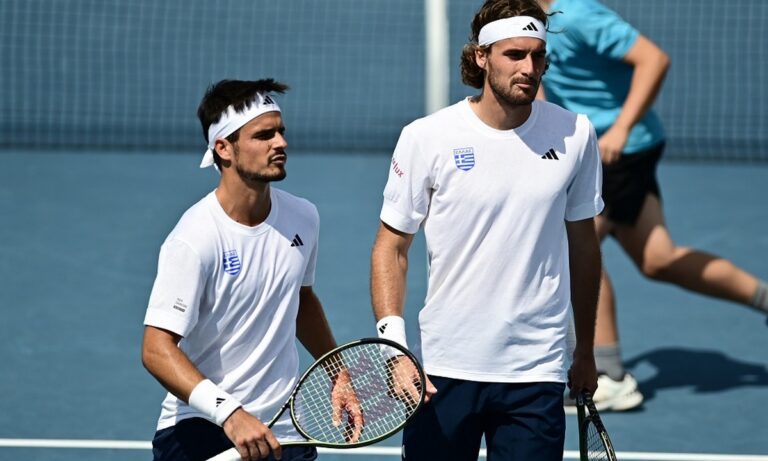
[512, 85, 537, 104]
[263, 170, 287, 183]
[236, 168, 287, 183]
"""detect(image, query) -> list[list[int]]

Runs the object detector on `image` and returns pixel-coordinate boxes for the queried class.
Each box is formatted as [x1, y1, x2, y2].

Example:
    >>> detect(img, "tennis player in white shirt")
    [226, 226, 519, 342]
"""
[142, 79, 361, 461]
[371, 1, 603, 459]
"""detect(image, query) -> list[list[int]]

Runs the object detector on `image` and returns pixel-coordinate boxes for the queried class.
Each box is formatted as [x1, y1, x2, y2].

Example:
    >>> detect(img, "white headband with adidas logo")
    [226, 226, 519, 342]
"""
[478, 16, 547, 46]
[200, 92, 281, 168]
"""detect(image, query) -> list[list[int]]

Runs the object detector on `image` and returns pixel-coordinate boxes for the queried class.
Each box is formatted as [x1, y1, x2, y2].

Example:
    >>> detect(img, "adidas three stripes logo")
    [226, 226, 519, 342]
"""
[290, 234, 304, 247]
[522, 22, 539, 31]
[541, 148, 560, 160]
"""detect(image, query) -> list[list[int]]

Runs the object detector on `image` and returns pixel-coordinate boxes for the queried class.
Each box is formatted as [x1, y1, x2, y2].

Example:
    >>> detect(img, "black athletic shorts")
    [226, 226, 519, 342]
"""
[151, 417, 317, 461]
[601, 142, 665, 225]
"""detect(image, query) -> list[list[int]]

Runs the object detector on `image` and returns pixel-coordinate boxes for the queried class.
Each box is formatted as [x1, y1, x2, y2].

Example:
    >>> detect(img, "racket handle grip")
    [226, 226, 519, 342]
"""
[206, 447, 240, 461]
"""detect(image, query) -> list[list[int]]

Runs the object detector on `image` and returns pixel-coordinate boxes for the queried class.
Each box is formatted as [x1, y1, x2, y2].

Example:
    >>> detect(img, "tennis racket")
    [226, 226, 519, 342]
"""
[207, 337, 425, 461]
[576, 391, 618, 461]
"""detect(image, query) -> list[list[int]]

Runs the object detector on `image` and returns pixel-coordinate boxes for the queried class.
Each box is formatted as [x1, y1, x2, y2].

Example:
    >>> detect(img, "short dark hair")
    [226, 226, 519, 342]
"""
[197, 79, 289, 167]
[459, 0, 549, 89]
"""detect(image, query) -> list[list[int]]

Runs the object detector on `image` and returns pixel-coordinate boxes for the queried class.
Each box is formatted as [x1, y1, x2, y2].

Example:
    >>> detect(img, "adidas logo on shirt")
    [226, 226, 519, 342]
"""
[541, 148, 560, 160]
[290, 234, 304, 247]
[523, 22, 539, 31]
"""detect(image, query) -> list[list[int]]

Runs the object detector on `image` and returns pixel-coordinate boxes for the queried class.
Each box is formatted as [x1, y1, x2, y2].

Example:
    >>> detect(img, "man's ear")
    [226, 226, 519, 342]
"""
[474, 45, 489, 70]
[214, 138, 234, 162]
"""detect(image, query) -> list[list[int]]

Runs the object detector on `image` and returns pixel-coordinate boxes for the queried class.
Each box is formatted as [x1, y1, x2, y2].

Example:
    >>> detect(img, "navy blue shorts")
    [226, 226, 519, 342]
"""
[151, 417, 317, 461]
[402, 378, 565, 461]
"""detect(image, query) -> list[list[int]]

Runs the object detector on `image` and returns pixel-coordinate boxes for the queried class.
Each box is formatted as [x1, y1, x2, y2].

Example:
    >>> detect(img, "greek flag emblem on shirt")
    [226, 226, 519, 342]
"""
[453, 147, 475, 171]
[222, 250, 241, 276]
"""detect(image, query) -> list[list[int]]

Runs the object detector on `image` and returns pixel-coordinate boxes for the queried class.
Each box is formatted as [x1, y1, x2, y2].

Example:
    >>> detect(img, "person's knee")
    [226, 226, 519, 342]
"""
[639, 254, 675, 281]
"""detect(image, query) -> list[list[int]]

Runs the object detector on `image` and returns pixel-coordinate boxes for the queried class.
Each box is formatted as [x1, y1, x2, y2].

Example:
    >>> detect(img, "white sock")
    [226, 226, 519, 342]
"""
[750, 281, 768, 313]
[595, 344, 625, 381]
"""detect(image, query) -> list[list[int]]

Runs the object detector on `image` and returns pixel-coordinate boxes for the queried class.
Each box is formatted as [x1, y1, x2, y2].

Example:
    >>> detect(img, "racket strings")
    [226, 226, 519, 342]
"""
[292, 342, 423, 444]
[585, 420, 611, 461]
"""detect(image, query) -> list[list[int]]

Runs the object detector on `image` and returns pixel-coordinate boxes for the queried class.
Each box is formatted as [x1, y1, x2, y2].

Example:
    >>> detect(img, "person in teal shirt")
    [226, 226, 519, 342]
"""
[539, 0, 768, 413]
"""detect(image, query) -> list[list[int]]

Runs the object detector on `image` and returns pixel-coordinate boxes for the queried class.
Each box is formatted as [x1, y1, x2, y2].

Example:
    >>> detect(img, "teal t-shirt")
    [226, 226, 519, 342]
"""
[543, 0, 664, 153]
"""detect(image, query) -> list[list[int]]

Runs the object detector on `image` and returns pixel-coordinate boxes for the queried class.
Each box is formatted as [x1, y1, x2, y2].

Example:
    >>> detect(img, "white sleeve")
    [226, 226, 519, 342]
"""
[143, 238, 206, 337]
[380, 125, 433, 234]
[565, 119, 604, 221]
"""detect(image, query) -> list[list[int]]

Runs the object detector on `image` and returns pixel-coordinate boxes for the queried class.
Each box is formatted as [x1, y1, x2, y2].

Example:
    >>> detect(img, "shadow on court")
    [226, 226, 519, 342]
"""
[626, 347, 768, 400]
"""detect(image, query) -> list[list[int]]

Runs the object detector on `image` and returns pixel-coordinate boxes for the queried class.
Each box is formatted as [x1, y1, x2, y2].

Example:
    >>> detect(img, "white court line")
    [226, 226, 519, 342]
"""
[0, 439, 151, 450]
[0, 439, 766, 461]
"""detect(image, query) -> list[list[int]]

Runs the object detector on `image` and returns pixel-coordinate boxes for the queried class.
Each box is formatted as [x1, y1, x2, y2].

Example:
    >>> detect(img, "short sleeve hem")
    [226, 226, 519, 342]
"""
[565, 198, 605, 222]
[144, 308, 193, 337]
[608, 29, 639, 60]
[301, 275, 315, 287]
[380, 203, 421, 234]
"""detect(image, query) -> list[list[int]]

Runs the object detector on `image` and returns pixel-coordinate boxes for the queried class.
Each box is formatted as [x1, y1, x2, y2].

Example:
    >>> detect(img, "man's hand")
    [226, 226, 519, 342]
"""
[598, 125, 630, 165]
[222, 408, 282, 460]
[330, 369, 365, 443]
[387, 355, 437, 407]
[567, 349, 598, 399]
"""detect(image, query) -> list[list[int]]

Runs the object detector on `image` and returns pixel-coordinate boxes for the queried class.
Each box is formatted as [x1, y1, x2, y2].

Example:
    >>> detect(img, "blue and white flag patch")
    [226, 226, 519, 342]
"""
[222, 250, 242, 276]
[453, 147, 475, 171]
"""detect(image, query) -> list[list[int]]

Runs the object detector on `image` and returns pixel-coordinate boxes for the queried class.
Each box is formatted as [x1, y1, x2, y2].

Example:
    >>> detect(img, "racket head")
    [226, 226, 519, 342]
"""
[288, 338, 425, 448]
[577, 392, 618, 461]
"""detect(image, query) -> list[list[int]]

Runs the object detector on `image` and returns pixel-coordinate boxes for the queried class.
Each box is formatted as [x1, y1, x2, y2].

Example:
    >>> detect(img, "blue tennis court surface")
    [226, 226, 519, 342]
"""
[1, 150, 766, 460]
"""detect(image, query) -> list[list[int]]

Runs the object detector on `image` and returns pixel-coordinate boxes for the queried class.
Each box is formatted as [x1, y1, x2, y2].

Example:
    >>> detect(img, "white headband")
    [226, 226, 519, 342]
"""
[478, 16, 547, 47]
[200, 92, 281, 168]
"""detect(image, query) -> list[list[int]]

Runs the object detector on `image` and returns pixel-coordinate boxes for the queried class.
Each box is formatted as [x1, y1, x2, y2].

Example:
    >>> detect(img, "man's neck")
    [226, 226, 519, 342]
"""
[469, 93, 533, 131]
[215, 176, 272, 227]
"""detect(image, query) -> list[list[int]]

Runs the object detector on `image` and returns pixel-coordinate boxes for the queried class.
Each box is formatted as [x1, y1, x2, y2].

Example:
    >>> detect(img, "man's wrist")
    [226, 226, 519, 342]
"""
[376, 315, 408, 349]
[188, 379, 243, 426]
[572, 346, 595, 360]
[376, 315, 408, 359]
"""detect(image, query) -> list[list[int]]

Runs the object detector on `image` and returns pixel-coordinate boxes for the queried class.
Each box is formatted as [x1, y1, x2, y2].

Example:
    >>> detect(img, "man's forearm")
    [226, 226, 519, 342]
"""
[296, 287, 337, 360]
[567, 221, 602, 354]
[570, 248, 601, 354]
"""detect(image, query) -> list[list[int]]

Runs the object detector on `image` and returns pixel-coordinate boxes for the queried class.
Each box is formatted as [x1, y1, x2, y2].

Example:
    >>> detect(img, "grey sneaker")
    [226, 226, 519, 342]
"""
[564, 373, 644, 414]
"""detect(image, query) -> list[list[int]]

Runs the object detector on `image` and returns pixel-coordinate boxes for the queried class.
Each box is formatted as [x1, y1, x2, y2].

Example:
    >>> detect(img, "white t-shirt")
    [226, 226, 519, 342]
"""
[144, 188, 319, 440]
[380, 98, 603, 383]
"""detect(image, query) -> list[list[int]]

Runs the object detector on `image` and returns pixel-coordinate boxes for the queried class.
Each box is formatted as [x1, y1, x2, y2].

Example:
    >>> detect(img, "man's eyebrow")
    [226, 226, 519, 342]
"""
[501, 47, 543, 54]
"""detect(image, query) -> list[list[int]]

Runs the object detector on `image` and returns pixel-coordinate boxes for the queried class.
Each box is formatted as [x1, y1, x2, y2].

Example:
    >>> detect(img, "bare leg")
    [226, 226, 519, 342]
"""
[613, 194, 759, 305]
[595, 270, 620, 346]
[594, 214, 620, 348]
